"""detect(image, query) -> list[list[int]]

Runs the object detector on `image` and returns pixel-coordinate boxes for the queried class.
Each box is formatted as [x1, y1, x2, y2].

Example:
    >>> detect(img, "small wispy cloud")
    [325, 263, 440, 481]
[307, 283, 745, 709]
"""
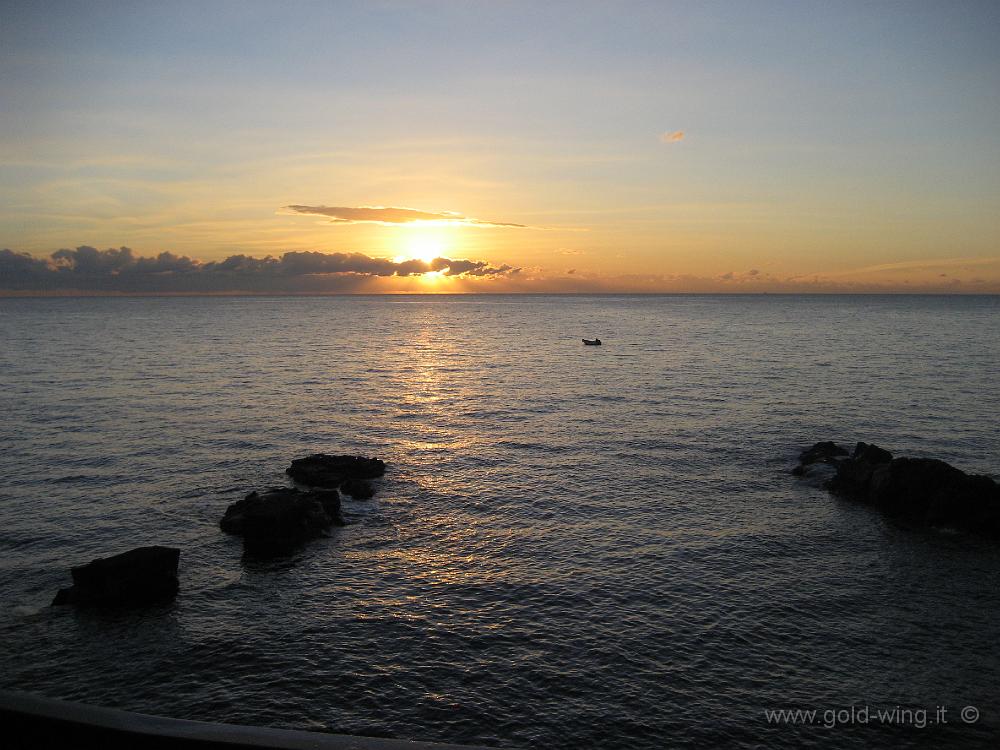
[281, 205, 529, 228]
[660, 131, 685, 143]
[826, 256, 1000, 277]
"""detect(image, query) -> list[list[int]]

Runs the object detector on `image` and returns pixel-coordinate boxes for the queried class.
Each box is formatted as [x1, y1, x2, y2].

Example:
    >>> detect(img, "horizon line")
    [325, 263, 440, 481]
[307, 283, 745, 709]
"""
[3, 291, 998, 300]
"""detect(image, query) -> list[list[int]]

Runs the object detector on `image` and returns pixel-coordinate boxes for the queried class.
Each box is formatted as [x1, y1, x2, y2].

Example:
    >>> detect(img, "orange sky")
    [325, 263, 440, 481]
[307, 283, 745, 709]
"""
[2, 2, 999, 294]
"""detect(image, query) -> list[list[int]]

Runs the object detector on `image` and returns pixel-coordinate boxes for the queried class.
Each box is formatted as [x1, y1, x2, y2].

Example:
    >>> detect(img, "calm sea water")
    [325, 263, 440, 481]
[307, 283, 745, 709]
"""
[1, 294, 999, 749]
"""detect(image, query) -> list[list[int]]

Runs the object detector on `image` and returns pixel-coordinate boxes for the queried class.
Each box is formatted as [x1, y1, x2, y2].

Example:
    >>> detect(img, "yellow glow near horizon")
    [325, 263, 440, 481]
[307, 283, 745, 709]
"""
[389, 229, 453, 289]
[395, 230, 450, 265]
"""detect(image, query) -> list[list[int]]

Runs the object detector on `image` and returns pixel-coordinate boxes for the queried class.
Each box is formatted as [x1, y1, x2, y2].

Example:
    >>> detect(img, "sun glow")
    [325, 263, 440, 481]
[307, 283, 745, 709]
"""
[394, 231, 449, 265]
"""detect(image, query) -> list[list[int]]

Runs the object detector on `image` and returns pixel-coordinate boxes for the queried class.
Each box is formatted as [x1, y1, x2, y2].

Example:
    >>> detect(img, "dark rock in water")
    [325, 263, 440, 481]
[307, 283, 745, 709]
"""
[867, 457, 1000, 534]
[52, 546, 180, 607]
[286, 454, 386, 488]
[794, 439, 1000, 538]
[220, 487, 344, 553]
[852, 441, 893, 466]
[828, 442, 893, 497]
[798, 441, 848, 466]
[340, 478, 375, 499]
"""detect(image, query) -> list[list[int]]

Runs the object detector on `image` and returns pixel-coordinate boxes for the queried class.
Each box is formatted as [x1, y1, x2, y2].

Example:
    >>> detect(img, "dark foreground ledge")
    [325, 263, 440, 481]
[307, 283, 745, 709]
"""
[0, 691, 495, 750]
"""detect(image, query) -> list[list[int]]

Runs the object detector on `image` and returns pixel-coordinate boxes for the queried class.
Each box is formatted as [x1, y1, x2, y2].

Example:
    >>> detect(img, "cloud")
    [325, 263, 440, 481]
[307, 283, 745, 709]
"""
[489, 266, 999, 294]
[660, 131, 685, 143]
[281, 205, 529, 228]
[0, 246, 520, 293]
[717, 269, 769, 283]
[427, 256, 517, 276]
[826, 256, 999, 277]
[5, 248, 998, 295]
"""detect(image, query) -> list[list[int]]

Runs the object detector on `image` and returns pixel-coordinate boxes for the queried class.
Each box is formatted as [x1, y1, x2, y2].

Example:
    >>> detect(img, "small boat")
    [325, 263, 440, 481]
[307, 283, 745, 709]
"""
[582, 338, 602, 345]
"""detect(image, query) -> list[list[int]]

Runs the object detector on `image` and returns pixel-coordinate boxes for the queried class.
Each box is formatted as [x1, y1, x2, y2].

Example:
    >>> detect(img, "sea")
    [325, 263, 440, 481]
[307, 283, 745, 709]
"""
[1, 294, 998, 749]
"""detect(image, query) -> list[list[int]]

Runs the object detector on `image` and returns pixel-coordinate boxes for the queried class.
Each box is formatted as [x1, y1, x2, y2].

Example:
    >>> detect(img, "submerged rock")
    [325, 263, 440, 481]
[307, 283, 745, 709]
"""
[221, 487, 344, 553]
[286, 454, 386, 488]
[792, 460, 839, 488]
[793, 441, 849, 480]
[52, 546, 180, 607]
[793, 440, 1000, 538]
[797, 441, 848, 467]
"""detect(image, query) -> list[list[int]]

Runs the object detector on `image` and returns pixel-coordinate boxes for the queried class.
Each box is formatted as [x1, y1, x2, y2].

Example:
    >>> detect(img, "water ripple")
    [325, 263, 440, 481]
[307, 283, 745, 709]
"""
[1, 294, 999, 749]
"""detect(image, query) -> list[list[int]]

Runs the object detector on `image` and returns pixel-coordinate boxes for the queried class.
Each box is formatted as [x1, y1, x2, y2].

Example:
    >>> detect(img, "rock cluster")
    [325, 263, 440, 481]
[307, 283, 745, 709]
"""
[795, 441, 1000, 537]
[217, 453, 386, 554]
[53, 453, 386, 607]
[218, 454, 385, 554]
[52, 546, 180, 606]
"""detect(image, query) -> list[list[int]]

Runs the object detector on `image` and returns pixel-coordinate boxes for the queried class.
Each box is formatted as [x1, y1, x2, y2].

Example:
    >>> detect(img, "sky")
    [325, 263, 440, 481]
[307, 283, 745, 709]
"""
[1, 0, 999, 294]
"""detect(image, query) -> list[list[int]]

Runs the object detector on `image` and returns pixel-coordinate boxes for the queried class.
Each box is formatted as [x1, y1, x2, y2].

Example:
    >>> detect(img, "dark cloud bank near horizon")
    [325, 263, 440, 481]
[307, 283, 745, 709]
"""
[0, 246, 520, 293]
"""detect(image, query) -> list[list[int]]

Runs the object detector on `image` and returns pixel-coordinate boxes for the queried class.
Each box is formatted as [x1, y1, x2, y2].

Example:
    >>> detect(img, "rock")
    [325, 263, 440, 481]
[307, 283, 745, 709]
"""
[867, 457, 1000, 534]
[286, 454, 386, 488]
[791, 441, 849, 485]
[220, 487, 344, 552]
[798, 441, 848, 466]
[794, 439, 1000, 538]
[52, 546, 180, 607]
[340, 478, 375, 499]
[852, 441, 893, 466]
[828, 442, 893, 498]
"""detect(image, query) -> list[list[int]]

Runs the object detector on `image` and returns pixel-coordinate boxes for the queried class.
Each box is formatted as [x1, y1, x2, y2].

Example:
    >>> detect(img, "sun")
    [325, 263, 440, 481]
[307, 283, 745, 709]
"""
[393, 231, 448, 265]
